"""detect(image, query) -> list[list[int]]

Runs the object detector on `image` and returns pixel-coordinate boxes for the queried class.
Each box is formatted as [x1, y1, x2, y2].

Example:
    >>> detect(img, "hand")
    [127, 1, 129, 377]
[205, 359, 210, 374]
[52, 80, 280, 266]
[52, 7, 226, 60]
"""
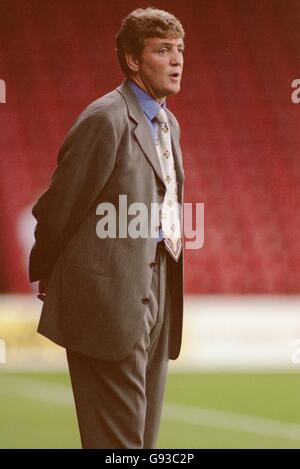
[37, 277, 49, 302]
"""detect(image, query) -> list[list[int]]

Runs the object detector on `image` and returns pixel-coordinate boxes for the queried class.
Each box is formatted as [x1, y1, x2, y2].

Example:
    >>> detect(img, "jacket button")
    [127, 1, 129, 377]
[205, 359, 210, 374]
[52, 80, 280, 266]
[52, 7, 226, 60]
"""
[158, 188, 165, 196]
[150, 262, 156, 268]
[142, 297, 149, 304]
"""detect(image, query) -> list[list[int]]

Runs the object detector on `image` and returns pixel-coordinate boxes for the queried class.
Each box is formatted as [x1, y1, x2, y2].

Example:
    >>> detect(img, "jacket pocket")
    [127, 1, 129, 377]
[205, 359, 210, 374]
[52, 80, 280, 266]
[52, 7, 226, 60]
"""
[63, 257, 110, 277]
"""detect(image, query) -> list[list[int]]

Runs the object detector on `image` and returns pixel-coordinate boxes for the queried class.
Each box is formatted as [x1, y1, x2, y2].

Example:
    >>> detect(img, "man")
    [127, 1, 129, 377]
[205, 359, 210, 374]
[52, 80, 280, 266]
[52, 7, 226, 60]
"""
[29, 7, 185, 448]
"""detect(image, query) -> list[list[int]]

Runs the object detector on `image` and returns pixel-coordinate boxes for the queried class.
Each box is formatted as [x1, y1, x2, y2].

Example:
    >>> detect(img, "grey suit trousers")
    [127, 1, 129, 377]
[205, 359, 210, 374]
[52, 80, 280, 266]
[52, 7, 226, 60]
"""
[66, 241, 170, 448]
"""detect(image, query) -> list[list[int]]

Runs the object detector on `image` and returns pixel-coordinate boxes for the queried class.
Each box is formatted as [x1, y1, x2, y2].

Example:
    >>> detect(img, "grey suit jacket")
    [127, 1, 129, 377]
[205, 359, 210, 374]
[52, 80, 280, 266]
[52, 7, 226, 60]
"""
[29, 79, 185, 361]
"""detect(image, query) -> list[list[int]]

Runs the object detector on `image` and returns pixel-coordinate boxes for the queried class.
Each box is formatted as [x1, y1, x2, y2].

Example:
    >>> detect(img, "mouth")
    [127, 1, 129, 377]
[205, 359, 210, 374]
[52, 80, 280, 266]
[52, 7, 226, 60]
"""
[170, 72, 180, 80]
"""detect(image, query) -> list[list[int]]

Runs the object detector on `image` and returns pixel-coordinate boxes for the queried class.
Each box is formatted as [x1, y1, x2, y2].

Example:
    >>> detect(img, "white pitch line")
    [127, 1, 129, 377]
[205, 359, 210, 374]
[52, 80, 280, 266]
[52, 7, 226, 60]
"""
[163, 403, 300, 442]
[1, 376, 300, 443]
[0, 376, 73, 406]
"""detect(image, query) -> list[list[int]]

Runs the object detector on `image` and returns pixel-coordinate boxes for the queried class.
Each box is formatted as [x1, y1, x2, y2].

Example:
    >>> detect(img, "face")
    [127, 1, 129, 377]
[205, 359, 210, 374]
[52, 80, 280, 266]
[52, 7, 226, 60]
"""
[126, 36, 184, 103]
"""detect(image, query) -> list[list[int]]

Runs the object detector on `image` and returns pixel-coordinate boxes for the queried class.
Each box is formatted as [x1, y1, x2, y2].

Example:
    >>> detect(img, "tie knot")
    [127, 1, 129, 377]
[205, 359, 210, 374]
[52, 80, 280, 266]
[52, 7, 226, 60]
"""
[155, 108, 169, 134]
[155, 108, 168, 124]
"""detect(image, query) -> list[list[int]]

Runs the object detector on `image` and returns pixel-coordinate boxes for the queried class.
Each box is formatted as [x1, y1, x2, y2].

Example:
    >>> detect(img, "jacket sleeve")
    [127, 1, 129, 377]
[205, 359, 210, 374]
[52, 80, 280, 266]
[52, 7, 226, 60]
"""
[29, 112, 118, 282]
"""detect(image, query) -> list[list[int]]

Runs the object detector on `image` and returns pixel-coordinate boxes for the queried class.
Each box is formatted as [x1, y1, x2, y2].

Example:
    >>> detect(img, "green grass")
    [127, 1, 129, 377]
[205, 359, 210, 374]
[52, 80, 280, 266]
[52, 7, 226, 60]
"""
[165, 373, 300, 423]
[0, 371, 300, 448]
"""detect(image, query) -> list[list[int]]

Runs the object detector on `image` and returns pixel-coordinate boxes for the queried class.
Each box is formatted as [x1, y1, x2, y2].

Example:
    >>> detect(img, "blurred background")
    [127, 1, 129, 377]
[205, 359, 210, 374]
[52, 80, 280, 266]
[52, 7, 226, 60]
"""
[1, 0, 300, 448]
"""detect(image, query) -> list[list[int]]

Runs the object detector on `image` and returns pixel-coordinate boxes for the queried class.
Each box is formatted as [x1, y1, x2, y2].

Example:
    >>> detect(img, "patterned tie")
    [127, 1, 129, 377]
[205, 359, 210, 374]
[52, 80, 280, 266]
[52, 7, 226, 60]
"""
[155, 108, 182, 261]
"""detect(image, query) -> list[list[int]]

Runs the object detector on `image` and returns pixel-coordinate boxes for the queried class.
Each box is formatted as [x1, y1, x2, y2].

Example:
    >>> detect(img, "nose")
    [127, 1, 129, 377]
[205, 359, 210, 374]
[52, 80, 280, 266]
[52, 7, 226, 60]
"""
[170, 49, 183, 66]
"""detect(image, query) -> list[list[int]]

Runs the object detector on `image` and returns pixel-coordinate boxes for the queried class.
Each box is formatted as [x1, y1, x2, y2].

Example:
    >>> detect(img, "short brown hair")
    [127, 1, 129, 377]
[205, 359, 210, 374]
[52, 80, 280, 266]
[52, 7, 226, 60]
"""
[115, 7, 185, 76]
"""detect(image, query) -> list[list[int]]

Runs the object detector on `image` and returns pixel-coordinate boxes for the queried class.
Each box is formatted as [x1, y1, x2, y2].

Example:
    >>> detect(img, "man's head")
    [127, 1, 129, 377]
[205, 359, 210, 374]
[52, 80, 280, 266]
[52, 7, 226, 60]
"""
[116, 8, 185, 103]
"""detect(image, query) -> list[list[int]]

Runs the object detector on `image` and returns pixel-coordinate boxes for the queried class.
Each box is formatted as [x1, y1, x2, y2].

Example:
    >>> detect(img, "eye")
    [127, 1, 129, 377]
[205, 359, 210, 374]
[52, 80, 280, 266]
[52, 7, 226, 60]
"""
[158, 48, 169, 54]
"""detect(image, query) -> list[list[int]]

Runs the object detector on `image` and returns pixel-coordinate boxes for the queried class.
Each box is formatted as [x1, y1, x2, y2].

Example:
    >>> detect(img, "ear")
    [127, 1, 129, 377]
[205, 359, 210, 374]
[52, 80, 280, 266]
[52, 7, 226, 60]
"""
[125, 53, 140, 73]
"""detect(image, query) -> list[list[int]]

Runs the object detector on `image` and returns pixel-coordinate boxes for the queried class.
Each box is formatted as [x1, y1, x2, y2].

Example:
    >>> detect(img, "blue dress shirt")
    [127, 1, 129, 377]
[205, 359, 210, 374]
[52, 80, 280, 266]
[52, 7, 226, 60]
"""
[128, 79, 167, 140]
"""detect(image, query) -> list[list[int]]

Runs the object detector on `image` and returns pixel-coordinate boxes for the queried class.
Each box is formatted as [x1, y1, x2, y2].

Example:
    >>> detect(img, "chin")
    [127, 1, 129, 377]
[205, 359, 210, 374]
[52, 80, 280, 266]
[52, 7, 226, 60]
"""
[165, 85, 181, 96]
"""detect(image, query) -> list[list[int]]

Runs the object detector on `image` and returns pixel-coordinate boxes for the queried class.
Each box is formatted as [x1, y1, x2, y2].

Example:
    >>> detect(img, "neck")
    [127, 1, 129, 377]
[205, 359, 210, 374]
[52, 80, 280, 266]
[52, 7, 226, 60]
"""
[129, 75, 166, 105]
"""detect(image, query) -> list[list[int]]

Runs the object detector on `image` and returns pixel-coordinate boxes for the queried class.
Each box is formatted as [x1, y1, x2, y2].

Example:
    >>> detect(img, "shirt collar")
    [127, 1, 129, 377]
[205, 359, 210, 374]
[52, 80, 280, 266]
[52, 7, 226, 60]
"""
[128, 79, 167, 121]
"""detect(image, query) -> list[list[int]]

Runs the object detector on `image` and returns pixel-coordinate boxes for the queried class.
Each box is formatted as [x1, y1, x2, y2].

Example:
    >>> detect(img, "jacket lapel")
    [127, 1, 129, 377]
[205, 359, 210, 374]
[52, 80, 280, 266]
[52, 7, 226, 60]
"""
[116, 80, 185, 187]
[116, 80, 165, 186]
[167, 112, 185, 185]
